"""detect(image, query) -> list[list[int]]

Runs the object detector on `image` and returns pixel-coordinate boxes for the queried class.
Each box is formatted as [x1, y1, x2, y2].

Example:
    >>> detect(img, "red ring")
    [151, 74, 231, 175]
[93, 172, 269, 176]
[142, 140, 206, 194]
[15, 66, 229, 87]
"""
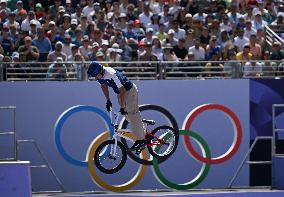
[183, 104, 242, 164]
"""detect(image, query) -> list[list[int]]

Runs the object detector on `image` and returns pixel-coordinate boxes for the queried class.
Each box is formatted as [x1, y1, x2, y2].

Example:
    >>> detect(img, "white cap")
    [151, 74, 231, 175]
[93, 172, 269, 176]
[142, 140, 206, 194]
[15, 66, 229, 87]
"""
[71, 19, 78, 25]
[0, 0, 7, 3]
[146, 28, 153, 33]
[12, 52, 19, 59]
[168, 29, 175, 34]
[101, 40, 109, 46]
[30, 19, 37, 25]
[56, 57, 63, 62]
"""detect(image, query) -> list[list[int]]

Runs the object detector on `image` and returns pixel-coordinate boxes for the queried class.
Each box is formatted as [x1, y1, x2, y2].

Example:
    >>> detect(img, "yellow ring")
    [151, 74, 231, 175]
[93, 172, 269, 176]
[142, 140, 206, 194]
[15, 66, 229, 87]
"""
[87, 131, 147, 192]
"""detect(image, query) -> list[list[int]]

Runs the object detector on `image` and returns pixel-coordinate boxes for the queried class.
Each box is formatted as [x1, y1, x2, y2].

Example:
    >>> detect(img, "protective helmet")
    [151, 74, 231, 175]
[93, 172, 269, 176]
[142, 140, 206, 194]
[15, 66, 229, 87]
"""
[87, 61, 103, 77]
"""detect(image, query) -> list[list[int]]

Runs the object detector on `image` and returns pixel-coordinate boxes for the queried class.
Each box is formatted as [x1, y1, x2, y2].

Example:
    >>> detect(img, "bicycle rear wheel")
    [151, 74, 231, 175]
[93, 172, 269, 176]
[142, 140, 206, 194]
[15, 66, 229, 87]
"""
[94, 139, 127, 174]
[146, 125, 178, 163]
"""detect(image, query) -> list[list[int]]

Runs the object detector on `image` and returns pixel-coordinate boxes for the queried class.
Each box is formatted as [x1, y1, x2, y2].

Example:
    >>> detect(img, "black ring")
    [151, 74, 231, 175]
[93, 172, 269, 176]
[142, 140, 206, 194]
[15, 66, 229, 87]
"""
[120, 104, 179, 165]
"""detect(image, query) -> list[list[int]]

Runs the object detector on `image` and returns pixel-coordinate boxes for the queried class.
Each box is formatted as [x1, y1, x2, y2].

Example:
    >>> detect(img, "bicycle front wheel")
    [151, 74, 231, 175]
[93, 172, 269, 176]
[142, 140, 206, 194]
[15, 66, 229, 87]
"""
[94, 139, 127, 174]
[147, 125, 179, 163]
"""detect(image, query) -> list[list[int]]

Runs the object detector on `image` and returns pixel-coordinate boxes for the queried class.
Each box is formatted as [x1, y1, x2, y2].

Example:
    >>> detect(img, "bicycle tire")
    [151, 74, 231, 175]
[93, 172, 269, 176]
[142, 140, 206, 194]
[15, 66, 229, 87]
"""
[120, 104, 179, 165]
[146, 125, 178, 163]
[94, 139, 127, 174]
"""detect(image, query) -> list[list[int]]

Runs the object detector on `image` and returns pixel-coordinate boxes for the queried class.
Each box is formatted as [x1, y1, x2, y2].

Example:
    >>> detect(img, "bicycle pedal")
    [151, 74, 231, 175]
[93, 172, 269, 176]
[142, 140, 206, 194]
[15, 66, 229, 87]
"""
[135, 146, 146, 155]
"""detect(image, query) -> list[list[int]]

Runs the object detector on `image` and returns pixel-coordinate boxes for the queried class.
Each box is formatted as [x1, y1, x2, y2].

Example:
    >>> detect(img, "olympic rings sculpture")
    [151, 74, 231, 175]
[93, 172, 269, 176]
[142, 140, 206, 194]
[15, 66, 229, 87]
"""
[54, 103, 242, 192]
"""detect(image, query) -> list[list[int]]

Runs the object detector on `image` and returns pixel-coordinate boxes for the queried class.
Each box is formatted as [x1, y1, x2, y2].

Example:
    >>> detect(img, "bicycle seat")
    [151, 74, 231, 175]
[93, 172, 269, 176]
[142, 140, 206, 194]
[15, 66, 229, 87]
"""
[142, 119, 155, 125]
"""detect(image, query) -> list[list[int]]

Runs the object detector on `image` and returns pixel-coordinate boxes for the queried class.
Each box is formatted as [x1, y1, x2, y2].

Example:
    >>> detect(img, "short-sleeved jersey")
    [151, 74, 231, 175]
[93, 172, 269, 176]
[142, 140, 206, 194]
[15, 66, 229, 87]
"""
[98, 67, 133, 94]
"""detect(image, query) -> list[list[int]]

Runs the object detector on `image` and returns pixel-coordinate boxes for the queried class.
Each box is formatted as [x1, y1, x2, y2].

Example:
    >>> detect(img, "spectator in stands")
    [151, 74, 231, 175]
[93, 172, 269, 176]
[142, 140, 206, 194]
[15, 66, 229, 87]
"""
[139, 42, 158, 61]
[67, 44, 79, 61]
[82, 0, 94, 20]
[137, 41, 145, 58]
[270, 41, 284, 60]
[271, 12, 284, 26]
[48, 0, 62, 20]
[139, 2, 153, 29]
[21, 11, 40, 32]
[46, 21, 57, 48]
[244, 20, 256, 39]
[220, 14, 233, 33]
[62, 34, 72, 59]
[184, 29, 195, 49]
[35, 3, 45, 20]
[243, 57, 262, 77]
[236, 44, 253, 61]
[123, 20, 136, 40]
[204, 52, 224, 77]
[88, 42, 100, 61]
[73, 53, 86, 81]
[171, 19, 186, 40]
[188, 38, 205, 61]
[72, 28, 84, 47]
[152, 37, 163, 57]
[32, 27, 52, 62]
[47, 41, 67, 62]
[141, 28, 155, 44]
[252, 11, 267, 30]
[29, 20, 38, 39]
[46, 56, 68, 81]
[66, 19, 78, 39]
[9, 24, 19, 48]
[132, 19, 145, 41]
[79, 35, 92, 61]
[62, 13, 71, 31]
[206, 36, 221, 60]
[160, 43, 178, 61]
[0, 26, 14, 56]
[163, 29, 178, 47]
[100, 39, 109, 57]
[65, 0, 74, 15]
[223, 50, 242, 78]
[77, 14, 88, 34]
[4, 11, 19, 29]
[249, 34, 262, 60]
[226, 4, 240, 26]
[264, 2, 277, 24]
[106, 43, 122, 62]
[71, 5, 82, 22]
[126, 4, 137, 21]
[200, 26, 210, 49]
[148, 14, 160, 34]
[181, 13, 193, 32]
[193, 7, 207, 23]
[92, 28, 103, 46]
[258, 50, 276, 77]
[234, 28, 249, 52]
[173, 38, 188, 61]
[18, 36, 39, 62]
[8, 51, 26, 79]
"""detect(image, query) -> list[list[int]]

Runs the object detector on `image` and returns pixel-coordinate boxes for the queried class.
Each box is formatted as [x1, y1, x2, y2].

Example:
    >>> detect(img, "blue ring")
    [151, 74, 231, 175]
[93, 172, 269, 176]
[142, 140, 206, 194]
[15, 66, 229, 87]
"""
[54, 105, 114, 167]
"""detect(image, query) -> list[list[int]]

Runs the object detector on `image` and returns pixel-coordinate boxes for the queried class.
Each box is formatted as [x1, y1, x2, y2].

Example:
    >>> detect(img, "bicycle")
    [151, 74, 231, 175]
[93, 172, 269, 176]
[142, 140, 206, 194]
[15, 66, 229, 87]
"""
[93, 110, 179, 174]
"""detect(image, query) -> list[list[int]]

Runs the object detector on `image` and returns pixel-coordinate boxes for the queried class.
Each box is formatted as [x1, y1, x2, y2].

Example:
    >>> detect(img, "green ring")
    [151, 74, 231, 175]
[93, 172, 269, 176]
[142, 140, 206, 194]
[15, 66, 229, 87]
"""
[152, 130, 211, 190]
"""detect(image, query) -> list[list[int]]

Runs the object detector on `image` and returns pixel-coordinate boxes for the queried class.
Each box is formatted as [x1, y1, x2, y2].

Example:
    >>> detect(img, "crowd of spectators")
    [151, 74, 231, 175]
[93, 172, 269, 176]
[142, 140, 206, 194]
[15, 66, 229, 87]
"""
[1, 0, 284, 80]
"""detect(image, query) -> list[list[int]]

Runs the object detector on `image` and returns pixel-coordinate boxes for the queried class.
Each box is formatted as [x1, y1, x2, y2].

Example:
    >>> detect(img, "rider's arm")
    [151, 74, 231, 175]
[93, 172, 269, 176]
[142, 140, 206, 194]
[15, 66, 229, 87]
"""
[101, 84, 110, 100]
[118, 86, 126, 108]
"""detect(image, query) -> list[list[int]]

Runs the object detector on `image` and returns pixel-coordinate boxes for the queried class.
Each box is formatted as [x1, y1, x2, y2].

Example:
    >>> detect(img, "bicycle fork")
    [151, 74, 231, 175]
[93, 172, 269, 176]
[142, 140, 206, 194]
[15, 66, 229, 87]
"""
[108, 134, 119, 160]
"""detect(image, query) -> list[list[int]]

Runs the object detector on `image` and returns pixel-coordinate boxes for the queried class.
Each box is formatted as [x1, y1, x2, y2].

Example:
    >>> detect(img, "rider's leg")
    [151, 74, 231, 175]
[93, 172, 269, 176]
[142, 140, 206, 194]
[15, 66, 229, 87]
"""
[118, 83, 146, 150]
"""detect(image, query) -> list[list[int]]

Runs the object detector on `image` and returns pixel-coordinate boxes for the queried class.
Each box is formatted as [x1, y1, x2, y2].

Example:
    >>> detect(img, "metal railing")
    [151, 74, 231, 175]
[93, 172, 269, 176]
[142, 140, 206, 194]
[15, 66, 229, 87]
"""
[1, 60, 284, 81]
[17, 139, 65, 193]
[228, 136, 273, 189]
[266, 25, 284, 47]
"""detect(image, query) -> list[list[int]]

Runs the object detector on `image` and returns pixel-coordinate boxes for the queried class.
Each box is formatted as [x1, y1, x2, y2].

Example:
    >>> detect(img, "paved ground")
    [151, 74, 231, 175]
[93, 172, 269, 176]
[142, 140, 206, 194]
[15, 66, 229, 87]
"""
[33, 189, 284, 197]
